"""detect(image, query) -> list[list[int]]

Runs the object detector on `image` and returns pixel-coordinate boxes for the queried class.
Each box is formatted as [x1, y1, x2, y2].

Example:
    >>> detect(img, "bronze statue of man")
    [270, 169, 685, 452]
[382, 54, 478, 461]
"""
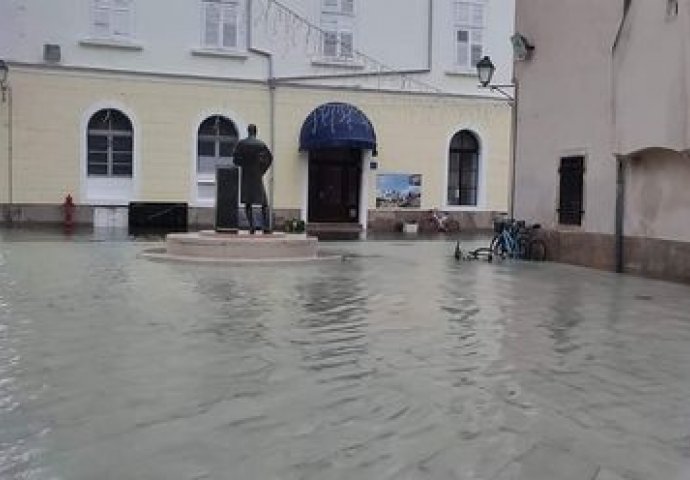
[232, 124, 273, 234]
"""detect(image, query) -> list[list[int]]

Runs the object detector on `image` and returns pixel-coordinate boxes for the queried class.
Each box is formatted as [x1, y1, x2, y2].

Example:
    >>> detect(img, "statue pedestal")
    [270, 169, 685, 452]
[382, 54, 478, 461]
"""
[140, 230, 338, 264]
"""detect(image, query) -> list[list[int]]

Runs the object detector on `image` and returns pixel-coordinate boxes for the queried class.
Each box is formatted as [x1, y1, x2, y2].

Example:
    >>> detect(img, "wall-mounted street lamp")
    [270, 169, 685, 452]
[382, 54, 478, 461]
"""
[0, 60, 8, 102]
[476, 56, 515, 101]
[476, 55, 518, 218]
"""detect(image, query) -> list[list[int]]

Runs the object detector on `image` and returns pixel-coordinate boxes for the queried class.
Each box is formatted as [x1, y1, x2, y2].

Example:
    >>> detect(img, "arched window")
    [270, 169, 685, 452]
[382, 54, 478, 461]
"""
[87, 109, 133, 177]
[447, 130, 479, 206]
[197, 115, 239, 201]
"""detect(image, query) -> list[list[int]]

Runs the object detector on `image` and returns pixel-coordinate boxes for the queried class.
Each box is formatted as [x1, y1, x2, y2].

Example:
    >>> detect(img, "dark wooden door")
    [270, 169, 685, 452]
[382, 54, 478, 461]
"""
[308, 149, 361, 223]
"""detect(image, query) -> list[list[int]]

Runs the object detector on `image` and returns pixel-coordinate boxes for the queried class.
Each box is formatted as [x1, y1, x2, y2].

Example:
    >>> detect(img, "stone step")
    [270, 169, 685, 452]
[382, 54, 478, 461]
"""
[306, 222, 362, 233]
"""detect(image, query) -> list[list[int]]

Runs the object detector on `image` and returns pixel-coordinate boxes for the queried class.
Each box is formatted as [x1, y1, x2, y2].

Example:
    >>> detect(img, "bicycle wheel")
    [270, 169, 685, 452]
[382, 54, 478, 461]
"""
[471, 247, 494, 262]
[490, 234, 506, 257]
[445, 218, 461, 233]
[516, 235, 529, 259]
[527, 239, 547, 261]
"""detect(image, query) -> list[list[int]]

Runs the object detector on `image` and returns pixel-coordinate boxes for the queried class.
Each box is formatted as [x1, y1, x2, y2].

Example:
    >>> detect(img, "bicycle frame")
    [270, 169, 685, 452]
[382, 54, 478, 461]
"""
[492, 220, 525, 259]
[499, 228, 519, 257]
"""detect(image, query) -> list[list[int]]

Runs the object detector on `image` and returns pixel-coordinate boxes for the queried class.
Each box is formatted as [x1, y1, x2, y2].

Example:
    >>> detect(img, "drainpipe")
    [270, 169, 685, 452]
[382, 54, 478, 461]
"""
[267, 67, 276, 232]
[508, 79, 518, 219]
[4, 84, 12, 223]
[614, 155, 625, 273]
[427, 0, 433, 70]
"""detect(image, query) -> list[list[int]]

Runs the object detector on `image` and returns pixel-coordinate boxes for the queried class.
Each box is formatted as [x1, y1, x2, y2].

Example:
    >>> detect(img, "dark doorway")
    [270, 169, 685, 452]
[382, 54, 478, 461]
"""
[308, 148, 362, 223]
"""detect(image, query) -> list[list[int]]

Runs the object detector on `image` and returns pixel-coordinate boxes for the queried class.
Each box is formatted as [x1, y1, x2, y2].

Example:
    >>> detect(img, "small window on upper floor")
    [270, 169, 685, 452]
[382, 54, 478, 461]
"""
[91, 0, 134, 40]
[321, 0, 355, 61]
[453, 0, 485, 71]
[202, 0, 243, 50]
[667, 0, 679, 18]
[322, 0, 354, 15]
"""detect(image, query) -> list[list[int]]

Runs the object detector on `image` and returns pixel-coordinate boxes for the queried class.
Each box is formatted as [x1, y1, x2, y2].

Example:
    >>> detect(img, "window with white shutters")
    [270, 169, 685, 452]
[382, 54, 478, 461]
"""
[321, 0, 355, 59]
[454, 0, 485, 70]
[91, 0, 133, 39]
[202, 0, 241, 49]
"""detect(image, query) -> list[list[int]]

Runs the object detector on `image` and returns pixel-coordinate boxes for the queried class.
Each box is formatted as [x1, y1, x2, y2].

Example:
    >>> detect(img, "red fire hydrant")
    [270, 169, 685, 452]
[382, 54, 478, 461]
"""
[63, 194, 75, 232]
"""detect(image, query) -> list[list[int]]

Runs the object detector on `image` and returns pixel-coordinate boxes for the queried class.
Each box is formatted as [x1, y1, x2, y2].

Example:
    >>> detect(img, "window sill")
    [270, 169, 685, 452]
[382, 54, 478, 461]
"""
[445, 69, 476, 77]
[322, 10, 355, 17]
[311, 58, 365, 69]
[556, 223, 584, 231]
[191, 48, 248, 60]
[443, 205, 484, 211]
[79, 38, 144, 51]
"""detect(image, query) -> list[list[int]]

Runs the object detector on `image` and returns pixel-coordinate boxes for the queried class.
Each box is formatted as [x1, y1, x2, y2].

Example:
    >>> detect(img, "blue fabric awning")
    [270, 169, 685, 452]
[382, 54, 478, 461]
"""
[299, 102, 377, 154]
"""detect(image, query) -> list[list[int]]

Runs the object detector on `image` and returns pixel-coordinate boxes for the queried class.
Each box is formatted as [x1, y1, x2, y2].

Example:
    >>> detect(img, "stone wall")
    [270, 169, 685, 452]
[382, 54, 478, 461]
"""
[540, 229, 690, 284]
[367, 210, 501, 232]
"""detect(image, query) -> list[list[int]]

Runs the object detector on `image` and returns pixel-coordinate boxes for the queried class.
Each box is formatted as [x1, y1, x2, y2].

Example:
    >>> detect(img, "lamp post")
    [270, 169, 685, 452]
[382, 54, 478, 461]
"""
[476, 56, 517, 219]
[0, 60, 8, 102]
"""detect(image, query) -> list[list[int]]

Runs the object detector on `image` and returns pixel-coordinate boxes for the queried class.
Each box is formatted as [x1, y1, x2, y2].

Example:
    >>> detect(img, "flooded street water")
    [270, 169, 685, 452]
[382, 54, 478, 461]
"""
[1, 230, 690, 479]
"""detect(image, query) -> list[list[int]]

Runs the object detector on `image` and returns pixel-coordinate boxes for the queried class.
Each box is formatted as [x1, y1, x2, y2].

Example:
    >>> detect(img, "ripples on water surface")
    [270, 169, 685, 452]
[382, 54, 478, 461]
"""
[2, 231, 690, 479]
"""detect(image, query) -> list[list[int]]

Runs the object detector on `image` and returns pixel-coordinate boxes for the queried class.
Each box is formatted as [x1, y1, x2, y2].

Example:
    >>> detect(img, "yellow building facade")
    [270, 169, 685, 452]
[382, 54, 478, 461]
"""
[0, 65, 510, 230]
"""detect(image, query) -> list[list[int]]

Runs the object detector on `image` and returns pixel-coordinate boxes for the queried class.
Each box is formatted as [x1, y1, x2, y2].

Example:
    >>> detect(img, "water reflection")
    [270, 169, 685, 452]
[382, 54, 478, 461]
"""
[295, 263, 370, 379]
[1, 235, 690, 479]
[0, 247, 46, 479]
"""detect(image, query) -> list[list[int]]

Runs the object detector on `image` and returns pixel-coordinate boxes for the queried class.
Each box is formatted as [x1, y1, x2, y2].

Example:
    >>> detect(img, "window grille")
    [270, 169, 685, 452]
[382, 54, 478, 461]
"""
[87, 109, 133, 177]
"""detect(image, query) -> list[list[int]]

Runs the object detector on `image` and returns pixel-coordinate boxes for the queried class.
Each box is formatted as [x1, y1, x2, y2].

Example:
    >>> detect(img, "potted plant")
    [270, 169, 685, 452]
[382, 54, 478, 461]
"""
[284, 218, 306, 233]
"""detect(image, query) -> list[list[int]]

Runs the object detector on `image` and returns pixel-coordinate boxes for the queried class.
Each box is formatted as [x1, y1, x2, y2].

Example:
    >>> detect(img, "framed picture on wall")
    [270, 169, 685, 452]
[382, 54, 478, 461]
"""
[376, 174, 422, 208]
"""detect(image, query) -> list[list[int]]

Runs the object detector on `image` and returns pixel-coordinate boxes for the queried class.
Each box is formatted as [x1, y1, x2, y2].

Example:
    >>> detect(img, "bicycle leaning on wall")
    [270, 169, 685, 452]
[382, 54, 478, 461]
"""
[419, 209, 461, 234]
[490, 218, 547, 261]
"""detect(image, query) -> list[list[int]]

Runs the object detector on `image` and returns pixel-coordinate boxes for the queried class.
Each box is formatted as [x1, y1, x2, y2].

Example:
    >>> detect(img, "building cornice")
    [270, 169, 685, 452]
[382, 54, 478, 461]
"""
[6, 61, 510, 103]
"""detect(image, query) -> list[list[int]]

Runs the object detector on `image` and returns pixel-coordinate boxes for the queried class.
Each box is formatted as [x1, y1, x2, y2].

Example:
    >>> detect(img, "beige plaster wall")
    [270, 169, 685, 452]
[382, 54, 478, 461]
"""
[0, 86, 8, 205]
[514, 0, 623, 234]
[625, 149, 690, 242]
[4, 67, 510, 214]
[273, 87, 511, 211]
[8, 67, 268, 204]
[614, 0, 689, 155]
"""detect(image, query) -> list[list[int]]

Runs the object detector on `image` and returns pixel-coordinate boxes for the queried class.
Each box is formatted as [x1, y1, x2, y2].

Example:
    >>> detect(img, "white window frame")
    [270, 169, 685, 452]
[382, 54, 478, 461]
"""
[196, 116, 239, 203]
[87, 110, 134, 178]
[453, 0, 485, 71]
[91, 0, 134, 40]
[201, 0, 242, 50]
[80, 102, 140, 206]
[320, 0, 355, 60]
[322, 0, 354, 15]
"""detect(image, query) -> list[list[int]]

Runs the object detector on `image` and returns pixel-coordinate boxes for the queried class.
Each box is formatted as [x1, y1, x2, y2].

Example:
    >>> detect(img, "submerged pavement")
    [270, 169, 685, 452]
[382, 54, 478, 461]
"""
[1, 231, 690, 479]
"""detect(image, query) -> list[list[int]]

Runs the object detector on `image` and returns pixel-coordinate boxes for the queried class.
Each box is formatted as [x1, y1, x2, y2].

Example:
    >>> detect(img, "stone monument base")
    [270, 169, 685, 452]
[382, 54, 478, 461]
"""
[140, 230, 339, 264]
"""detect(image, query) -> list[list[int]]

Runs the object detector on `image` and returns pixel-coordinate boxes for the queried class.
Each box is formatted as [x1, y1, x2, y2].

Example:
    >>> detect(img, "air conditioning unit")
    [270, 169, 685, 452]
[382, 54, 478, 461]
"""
[43, 44, 61, 63]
